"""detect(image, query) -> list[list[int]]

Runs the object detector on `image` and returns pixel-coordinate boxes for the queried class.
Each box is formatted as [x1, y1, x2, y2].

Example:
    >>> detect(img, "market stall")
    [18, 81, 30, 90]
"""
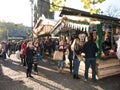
[33, 17, 57, 38]
[51, 7, 120, 79]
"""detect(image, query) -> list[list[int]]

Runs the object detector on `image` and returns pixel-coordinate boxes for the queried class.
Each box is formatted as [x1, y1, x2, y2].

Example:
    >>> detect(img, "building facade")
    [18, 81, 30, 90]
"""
[34, 0, 54, 25]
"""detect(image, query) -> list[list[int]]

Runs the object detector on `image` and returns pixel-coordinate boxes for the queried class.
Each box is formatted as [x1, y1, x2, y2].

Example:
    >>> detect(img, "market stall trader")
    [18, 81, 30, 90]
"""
[102, 37, 111, 56]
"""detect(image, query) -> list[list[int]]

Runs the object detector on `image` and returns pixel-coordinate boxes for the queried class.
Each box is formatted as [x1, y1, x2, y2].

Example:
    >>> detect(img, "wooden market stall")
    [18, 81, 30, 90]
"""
[33, 17, 57, 38]
[51, 7, 120, 79]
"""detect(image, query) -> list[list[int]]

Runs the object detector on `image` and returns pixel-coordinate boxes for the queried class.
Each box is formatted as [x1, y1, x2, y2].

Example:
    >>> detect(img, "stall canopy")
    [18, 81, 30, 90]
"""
[60, 7, 120, 25]
[50, 6, 120, 36]
[50, 15, 91, 35]
[33, 17, 57, 37]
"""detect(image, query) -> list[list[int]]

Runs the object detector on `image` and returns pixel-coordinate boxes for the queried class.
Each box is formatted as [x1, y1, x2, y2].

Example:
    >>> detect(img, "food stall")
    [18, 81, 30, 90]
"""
[51, 7, 120, 79]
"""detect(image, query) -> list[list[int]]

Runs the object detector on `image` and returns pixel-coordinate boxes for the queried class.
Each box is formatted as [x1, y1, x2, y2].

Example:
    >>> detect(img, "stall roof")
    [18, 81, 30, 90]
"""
[51, 7, 120, 36]
[33, 17, 57, 37]
[50, 15, 90, 35]
[60, 7, 120, 24]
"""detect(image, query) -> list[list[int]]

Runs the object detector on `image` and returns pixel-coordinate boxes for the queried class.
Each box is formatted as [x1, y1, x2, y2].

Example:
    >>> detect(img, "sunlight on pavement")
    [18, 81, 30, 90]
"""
[38, 65, 58, 73]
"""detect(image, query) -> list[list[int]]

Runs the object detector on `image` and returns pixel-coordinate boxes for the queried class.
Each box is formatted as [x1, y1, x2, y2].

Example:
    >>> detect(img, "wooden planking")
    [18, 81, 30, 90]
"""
[98, 65, 120, 76]
[79, 59, 120, 79]
[66, 58, 120, 79]
[97, 72, 120, 79]
[97, 59, 120, 69]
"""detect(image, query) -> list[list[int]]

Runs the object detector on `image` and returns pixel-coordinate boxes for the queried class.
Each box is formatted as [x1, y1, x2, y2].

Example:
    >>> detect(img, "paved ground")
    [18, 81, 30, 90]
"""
[0, 54, 120, 90]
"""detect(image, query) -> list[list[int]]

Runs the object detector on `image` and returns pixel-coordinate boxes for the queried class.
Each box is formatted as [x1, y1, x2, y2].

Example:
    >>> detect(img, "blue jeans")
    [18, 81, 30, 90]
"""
[84, 58, 96, 81]
[58, 60, 64, 69]
[73, 59, 80, 76]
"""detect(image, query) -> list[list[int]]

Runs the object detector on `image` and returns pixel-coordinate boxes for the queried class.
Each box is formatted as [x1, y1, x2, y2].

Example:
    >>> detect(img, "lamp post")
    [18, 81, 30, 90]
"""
[30, 0, 34, 41]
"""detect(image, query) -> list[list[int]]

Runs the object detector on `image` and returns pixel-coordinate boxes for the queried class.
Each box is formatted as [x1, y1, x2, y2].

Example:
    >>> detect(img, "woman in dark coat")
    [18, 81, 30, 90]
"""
[26, 41, 34, 78]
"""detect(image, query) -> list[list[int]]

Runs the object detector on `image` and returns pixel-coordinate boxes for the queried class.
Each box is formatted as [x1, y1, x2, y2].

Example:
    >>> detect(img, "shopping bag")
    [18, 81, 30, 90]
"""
[53, 51, 63, 60]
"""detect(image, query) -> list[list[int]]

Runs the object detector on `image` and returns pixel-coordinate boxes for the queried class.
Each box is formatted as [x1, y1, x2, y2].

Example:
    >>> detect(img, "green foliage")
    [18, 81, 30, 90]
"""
[50, 0, 66, 12]
[50, 0, 106, 14]
[0, 21, 30, 41]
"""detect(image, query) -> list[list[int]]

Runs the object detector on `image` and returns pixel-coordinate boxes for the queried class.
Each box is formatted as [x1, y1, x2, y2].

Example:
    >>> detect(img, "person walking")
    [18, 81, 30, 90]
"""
[82, 34, 98, 82]
[21, 41, 27, 66]
[33, 41, 40, 74]
[58, 37, 66, 73]
[26, 41, 34, 78]
[6, 40, 12, 58]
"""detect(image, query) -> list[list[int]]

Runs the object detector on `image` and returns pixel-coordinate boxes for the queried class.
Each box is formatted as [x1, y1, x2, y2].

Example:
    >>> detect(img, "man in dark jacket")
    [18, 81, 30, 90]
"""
[82, 34, 98, 82]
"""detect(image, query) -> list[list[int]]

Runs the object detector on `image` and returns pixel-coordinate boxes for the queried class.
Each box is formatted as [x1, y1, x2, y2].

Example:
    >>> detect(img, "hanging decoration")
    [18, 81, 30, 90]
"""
[52, 19, 90, 35]
[65, 18, 90, 25]
[102, 23, 113, 32]
[64, 21, 89, 32]
[89, 24, 97, 32]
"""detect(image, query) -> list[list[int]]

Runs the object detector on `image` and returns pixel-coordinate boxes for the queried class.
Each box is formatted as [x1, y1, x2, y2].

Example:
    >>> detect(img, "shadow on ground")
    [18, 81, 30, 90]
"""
[0, 60, 33, 90]
[35, 56, 120, 90]
[0, 54, 120, 90]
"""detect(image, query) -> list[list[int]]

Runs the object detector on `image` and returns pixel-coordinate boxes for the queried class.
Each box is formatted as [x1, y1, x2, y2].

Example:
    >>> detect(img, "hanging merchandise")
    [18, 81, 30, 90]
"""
[102, 23, 113, 32]
[93, 31, 97, 41]
[89, 24, 97, 32]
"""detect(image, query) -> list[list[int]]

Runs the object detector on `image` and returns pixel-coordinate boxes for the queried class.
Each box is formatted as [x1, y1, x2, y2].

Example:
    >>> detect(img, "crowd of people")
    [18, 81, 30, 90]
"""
[0, 34, 98, 83]
[0, 38, 57, 76]
[56, 34, 98, 82]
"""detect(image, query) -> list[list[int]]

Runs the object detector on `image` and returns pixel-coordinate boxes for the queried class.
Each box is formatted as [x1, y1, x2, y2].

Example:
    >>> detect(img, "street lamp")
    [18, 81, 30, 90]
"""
[30, 0, 34, 41]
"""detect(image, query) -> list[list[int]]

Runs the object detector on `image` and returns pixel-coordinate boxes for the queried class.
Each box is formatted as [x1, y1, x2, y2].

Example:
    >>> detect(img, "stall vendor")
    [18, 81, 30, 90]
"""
[102, 38, 111, 56]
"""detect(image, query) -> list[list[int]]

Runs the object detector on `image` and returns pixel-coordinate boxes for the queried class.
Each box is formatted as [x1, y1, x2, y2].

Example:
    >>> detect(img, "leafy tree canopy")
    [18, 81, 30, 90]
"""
[0, 21, 31, 41]
[50, 0, 106, 14]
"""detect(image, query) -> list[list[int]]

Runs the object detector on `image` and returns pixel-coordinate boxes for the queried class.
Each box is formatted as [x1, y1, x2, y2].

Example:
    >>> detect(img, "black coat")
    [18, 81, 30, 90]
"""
[74, 44, 82, 59]
[26, 47, 34, 63]
[83, 40, 98, 58]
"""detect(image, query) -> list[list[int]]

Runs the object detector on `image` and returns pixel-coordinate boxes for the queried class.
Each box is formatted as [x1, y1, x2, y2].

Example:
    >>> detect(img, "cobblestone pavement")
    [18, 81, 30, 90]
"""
[0, 54, 120, 90]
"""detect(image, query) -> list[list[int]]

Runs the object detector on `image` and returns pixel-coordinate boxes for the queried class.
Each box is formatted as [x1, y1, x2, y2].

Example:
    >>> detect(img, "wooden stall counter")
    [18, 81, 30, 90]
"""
[79, 58, 120, 80]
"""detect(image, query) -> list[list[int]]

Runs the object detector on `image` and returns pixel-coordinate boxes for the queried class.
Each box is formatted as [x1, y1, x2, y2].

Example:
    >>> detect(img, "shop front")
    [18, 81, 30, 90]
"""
[51, 7, 120, 79]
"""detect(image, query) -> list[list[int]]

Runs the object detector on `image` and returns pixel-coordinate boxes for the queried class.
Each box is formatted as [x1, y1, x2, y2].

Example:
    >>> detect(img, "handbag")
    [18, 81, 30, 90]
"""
[53, 51, 63, 60]
[74, 51, 82, 61]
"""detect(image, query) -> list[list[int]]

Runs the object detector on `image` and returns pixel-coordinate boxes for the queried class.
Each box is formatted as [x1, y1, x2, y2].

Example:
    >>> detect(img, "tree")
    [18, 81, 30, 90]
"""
[0, 21, 31, 41]
[50, 0, 106, 14]
[105, 5, 120, 18]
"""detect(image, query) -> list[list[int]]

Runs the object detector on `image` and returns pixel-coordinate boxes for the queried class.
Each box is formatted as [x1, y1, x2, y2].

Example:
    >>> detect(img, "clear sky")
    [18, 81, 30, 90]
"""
[0, 0, 31, 26]
[0, 0, 120, 27]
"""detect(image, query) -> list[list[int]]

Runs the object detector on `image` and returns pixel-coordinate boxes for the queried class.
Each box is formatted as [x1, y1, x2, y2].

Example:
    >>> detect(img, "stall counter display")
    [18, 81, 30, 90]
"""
[78, 24, 120, 79]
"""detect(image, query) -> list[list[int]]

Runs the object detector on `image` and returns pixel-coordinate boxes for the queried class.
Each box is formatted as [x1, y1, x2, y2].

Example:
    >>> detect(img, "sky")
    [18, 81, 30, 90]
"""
[0, 0, 31, 26]
[0, 0, 120, 27]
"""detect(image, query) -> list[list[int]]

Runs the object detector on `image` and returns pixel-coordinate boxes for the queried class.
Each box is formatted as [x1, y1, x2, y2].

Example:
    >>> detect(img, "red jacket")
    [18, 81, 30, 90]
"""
[21, 44, 27, 56]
